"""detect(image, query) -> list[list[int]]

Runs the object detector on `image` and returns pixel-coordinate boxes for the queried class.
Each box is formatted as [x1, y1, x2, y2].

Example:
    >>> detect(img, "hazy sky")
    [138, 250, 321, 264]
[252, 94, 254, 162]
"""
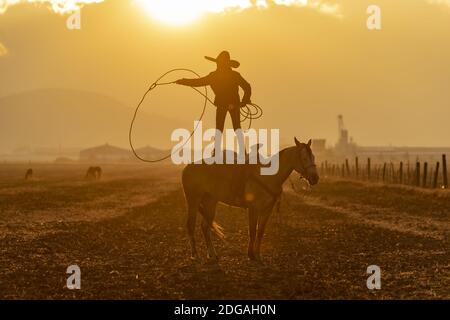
[1, 0, 450, 147]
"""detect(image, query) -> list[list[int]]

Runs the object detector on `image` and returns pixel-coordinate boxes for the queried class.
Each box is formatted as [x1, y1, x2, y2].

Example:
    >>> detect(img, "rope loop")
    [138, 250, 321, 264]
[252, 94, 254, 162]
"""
[129, 68, 263, 163]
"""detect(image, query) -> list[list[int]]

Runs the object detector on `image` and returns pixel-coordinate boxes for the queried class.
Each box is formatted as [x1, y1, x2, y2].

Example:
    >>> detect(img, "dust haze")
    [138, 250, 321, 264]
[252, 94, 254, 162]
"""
[1, 0, 450, 157]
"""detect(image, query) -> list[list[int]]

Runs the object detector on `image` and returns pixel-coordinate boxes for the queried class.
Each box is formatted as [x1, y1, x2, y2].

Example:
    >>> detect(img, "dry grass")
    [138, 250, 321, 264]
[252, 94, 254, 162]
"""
[0, 164, 449, 299]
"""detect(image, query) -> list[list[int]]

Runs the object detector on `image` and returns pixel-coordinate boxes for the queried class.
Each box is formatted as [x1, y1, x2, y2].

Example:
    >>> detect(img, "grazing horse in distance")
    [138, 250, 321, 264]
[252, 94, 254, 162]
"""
[182, 137, 319, 261]
[25, 168, 33, 180]
[85, 166, 102, 180]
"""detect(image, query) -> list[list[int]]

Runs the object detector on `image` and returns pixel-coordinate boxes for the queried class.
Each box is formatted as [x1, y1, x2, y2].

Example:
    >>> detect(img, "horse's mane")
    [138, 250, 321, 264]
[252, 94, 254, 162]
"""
[273, 144, 312, 161]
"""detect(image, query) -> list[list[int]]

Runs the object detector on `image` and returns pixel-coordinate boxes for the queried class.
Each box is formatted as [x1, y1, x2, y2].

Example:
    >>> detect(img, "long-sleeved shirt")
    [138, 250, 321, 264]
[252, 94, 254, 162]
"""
[179, 69, 252, 108]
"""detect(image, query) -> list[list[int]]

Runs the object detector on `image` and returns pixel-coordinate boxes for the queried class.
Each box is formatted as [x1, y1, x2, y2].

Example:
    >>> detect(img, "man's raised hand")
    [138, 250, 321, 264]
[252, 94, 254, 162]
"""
[175, 78, 187, 85]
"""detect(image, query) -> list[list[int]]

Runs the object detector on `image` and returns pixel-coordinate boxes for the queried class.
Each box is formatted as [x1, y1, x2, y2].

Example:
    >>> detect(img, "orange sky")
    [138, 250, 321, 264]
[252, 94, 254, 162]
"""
[1, 0, 450, 148]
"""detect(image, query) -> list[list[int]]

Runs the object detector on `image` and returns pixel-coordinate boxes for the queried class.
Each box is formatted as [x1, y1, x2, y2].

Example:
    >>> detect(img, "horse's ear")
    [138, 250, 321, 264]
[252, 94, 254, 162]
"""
[294, 137, 301, 148]
[307, 139, 312, 147]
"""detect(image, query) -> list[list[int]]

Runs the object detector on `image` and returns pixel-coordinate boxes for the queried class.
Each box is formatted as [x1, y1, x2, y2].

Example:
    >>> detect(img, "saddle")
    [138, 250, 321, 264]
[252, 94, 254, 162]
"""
[214, 146, 277, 206]
[230, 157, 279, 204]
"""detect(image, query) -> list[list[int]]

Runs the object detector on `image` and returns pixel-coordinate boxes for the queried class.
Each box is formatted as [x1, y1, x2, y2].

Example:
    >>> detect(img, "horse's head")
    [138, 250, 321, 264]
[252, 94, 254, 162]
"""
[293, 137, 319, 186]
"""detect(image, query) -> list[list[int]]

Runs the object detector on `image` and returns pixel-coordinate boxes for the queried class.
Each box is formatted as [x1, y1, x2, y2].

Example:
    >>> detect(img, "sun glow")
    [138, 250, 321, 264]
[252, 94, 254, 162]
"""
[137, 0, 207, 26]
[0, 1, 341, 21]
[136, 0, 339, 26]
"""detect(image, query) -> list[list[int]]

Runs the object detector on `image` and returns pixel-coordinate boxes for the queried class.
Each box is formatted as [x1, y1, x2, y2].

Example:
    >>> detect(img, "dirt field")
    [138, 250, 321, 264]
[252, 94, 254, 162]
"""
[0, 163, 449, 299]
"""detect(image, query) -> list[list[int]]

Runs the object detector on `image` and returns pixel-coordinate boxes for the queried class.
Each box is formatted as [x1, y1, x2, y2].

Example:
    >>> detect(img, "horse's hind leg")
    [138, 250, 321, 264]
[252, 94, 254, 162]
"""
[186, 197, 200, 260]
[199, 197, 218, 260]
[248, 208, 258, 260]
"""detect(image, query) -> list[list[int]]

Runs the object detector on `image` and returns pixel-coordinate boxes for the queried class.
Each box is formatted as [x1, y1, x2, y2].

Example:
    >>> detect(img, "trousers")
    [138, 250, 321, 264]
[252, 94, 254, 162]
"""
[214, 105, 245, 159]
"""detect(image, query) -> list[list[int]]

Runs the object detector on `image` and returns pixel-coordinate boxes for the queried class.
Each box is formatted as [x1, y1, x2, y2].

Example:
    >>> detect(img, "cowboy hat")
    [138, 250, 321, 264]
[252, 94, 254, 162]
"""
[205, 51, 240, 68]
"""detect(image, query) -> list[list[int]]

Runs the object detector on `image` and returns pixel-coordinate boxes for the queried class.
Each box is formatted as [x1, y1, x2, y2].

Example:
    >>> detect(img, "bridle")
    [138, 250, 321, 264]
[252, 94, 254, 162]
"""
[297, 163, 316, 182]
[297, 146, 317, 178]
[302, 163, 317, 171]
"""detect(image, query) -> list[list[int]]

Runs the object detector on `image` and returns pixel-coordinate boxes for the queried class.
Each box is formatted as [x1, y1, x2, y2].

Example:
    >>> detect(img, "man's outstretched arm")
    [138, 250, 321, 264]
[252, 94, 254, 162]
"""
[176, 74, 212, 87]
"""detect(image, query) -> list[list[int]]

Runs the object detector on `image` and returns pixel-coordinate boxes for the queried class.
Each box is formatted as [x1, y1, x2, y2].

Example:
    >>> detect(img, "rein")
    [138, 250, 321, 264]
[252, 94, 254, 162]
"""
[246, 152, 316, 208]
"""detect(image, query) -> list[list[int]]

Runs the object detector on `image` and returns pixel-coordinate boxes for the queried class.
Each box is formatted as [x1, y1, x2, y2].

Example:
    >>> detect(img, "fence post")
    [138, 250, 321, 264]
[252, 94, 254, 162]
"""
[390, 162, 395, 183]
[345, 159, 350, 177]
[367, 158, 371, 181]
[429, 165, 434, 186]
[382, 163, 387, 182]
[399, 161, 403, 184]
[355, 157, 359, 179]
[443, 154, 448, 188]
[433, 162, 440, 189]
[415, 162, 421, 187]
[407, 162, 410, 185]
[422, 162, 428, 188]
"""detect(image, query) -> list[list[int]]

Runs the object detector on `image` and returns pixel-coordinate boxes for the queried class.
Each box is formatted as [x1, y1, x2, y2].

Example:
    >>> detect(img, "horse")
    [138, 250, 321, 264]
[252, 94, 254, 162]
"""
[85, 166, 102, 180]
[25, 168, 33, 180]
[182, 137, 319, 261]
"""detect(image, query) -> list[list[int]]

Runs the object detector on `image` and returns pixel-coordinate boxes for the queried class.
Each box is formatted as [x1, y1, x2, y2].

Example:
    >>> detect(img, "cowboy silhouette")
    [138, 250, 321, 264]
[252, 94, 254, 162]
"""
[176, 51, 252, 159]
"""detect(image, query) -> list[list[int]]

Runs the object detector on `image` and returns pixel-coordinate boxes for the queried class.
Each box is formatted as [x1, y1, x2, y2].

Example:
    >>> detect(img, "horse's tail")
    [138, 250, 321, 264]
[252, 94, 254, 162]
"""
[211, 221, 225, 240]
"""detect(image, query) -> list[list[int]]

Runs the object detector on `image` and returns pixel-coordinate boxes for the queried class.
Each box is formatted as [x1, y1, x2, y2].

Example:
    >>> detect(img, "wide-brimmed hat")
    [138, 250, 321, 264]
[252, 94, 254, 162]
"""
[205, 51, 240, 68]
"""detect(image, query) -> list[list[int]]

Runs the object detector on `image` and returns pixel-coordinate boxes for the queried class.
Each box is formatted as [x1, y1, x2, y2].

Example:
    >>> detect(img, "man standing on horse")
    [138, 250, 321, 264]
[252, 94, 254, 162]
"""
[176, 51, 252, 161]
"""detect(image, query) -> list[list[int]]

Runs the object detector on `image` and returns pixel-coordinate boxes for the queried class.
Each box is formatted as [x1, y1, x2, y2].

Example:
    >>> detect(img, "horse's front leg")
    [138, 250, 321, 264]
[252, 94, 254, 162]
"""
[248, 208, 258, 260]
[187, 203, 199, 260]
[254, 207, 272, 261]
[201, 219, 217, 260]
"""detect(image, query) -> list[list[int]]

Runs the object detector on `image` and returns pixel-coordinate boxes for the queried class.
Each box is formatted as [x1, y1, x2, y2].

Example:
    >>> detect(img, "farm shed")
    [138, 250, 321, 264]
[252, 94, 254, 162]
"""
[79, 144, 131, 162]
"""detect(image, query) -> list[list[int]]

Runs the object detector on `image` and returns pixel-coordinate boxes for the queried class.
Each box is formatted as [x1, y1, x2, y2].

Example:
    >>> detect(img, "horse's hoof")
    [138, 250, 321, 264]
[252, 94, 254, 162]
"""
[205, 258, 219, 266]
[190, 254, 199, 261]
[248, 254, 263, 264]
[207, 252, 219, 261]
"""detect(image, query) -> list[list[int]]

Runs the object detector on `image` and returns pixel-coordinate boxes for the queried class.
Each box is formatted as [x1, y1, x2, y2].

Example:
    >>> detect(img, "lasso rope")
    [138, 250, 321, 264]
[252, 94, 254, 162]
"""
[129, 68, 263, 163]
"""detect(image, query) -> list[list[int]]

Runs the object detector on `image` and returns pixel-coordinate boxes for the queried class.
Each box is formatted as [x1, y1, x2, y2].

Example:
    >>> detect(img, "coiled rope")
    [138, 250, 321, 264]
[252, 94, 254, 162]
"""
[129, 68, 263, 163]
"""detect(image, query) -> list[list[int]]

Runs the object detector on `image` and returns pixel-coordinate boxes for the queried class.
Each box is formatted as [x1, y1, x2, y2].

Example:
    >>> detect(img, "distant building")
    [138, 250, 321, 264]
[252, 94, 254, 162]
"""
[133, 145, 169, 162]
[79, 143, 131, 162]
[54, 157, 75, 164]
[330, 115, 450, 163]
[335, 114, 357, 156]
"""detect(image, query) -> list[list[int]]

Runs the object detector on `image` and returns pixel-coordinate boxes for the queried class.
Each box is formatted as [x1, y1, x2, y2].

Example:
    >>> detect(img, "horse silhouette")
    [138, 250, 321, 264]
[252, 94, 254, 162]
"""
[182, 137, 319, 261]
[25, 168, 33, 180]
[85, 166, 102, 180]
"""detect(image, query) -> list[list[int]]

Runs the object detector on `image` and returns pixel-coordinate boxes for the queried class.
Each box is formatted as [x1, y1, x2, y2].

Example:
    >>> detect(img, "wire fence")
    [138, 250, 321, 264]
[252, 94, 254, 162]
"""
[320, 154, 449, 189]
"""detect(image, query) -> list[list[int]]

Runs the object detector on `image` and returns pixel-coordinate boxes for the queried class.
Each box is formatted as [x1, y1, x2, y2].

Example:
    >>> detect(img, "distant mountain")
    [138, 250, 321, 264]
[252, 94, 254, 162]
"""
[0, 88, 183, 153]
